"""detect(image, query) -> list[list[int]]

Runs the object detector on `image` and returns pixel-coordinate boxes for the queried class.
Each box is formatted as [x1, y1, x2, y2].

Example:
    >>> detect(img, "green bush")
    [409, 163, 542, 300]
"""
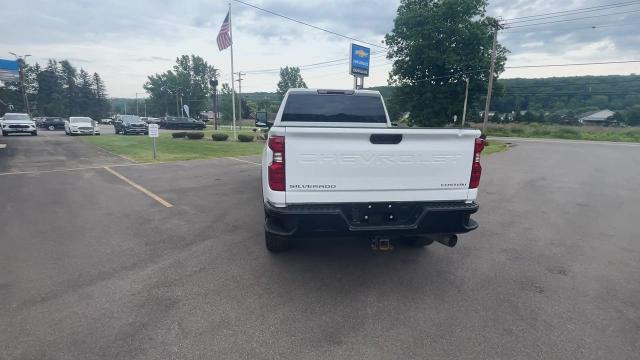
[211, 133, 229, 141]
[237, 134, 254, 142]
[186, 132, 205, 140]
[531, 128, 552, 137]
[554, 127, 580, 139]
[172, 132, 187, 138]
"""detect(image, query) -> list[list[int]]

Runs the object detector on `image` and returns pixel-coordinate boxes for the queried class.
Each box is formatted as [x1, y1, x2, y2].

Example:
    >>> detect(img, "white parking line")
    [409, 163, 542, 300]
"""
[0, 156, 261, 176]
[226, 157, 261, 166]
[0, 164, 124, 177]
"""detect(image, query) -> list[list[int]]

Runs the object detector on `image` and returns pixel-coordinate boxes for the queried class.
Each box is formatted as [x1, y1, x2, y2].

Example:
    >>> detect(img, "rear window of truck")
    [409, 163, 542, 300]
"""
[281, 94, 387, 123]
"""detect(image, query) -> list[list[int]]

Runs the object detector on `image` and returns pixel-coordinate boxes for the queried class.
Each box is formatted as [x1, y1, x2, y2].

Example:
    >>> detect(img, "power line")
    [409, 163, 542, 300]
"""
[505, 8, 640, 28]
[231, 0, 386, 49]
[505, 60, 640, 68]
[503, 21, 637, 33]
[501, 79, 640, 89]
[244, 52, 388, 74]
[503, 1, 640, 23]
[502, 92, 639, 96]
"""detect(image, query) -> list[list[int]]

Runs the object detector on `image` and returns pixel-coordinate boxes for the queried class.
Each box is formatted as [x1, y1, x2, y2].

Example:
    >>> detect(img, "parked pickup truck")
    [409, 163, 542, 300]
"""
[261, 89, 484, 252]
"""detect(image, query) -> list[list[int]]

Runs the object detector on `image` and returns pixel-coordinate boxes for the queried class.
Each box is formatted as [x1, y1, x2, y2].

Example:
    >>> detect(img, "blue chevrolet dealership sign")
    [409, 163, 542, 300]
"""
[350, 43, 370, 77]
[0, 59, 20, 82]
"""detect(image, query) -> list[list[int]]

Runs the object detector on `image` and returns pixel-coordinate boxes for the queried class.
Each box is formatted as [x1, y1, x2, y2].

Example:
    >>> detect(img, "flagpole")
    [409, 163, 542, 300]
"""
[229, 2, 237, 140]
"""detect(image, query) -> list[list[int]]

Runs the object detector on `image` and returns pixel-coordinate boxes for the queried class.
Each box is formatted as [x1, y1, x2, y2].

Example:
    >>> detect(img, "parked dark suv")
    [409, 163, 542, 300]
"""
[159, 116, 206, 130]
[39, 117, 66, 130]
[114, 115, 148, 135]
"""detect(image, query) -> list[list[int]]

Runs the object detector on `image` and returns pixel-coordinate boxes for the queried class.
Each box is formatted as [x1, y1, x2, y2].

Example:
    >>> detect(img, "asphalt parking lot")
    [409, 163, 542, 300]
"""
[1, 133, 639, 359]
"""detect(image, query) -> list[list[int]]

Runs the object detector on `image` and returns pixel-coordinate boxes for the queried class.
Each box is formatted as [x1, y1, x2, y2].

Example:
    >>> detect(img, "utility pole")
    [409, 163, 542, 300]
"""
[482, 23, 499, 135]
[9, 52, 31, 115]
[462, 78, 470, 128]
[180, 95, 184, 117]
[135, 92, 144, 116]
[235, 72, 245, 129]
[144, 101, 147, 117]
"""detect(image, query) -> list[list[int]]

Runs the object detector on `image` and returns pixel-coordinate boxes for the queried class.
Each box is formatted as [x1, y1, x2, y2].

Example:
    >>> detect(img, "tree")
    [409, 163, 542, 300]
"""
[92, 73, 109, 119]
[218, 83, 250, 123]
[276, 66, 307, 97]
[385, 0, 508, 126]
[144, 55, 218, 117]
[1, 59, 108, 117]
[77, 69, 94, 116]
[59, 60, 78, 116]
[35, 61, 65, 116]
[623, 105, 640, 126]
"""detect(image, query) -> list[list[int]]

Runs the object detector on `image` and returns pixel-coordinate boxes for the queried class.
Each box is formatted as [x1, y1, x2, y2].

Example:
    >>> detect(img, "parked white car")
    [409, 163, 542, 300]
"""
[65, 117, 100, 135]
[261, 89, 485, 252]
[1, 113, 37, 136]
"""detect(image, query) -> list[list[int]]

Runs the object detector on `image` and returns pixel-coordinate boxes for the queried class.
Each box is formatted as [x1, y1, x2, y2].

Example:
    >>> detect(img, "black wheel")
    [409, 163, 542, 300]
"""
[265, 231, 291, 252]
[402, 236, 434, 248]
[2, 131, 7, 136]
[48, 125, 55, 131]
[121, 129, 127, 135]
[31, 131, 38, 136]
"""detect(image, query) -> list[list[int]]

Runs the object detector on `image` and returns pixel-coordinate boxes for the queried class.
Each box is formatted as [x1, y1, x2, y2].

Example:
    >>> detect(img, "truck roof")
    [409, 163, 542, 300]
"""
[286, 88, 381, 97]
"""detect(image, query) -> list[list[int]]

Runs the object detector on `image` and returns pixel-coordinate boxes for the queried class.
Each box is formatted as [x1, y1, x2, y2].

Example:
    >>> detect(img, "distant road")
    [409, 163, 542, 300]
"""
[490, 136, 640, 147]
[1, 133, 639, 359]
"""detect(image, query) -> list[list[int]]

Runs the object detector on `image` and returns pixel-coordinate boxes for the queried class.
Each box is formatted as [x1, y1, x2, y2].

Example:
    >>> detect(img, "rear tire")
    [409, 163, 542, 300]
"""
[402, 236, 434, 248]
[265, 231, 291, 252]
[48, 125, 55, 131]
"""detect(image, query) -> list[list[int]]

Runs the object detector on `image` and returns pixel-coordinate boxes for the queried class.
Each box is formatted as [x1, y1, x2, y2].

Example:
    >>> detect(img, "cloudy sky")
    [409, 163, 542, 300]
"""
[2, 0, 639, 97]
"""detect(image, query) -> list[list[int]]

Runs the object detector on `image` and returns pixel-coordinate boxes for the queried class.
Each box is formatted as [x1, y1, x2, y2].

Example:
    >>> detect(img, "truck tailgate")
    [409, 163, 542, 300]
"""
[284, 127, 480, 204]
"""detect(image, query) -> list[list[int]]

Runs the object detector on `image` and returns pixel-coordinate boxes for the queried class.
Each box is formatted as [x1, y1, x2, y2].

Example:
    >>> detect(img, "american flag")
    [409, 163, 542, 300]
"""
[217, 11, 232, 51]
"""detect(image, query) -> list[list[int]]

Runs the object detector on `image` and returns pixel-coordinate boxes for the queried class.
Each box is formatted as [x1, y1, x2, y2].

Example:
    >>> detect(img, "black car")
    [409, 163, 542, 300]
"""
[39, 117, 66, 130]
[159, 116, 206, 130]
[114, 115, 148, 135]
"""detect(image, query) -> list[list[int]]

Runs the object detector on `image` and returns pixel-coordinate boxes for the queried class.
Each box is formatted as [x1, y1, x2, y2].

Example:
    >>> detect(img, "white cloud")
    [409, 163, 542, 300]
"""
[521, 41, 545, 48]
[1, 0, 638, 96]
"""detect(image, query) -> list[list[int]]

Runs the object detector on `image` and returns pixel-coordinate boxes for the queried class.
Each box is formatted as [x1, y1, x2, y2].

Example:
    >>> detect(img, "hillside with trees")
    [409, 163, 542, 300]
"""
[0, 59, 109, 118]
[491, 75, 640, 125]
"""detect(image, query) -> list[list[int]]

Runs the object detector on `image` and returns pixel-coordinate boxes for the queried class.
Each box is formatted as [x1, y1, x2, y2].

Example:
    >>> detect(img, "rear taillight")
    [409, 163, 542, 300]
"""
[268, 135, 285, 191]
[469, 137, 485, 189]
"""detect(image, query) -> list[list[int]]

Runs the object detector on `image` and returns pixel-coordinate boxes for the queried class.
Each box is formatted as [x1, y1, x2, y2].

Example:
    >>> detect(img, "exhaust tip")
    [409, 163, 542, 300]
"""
[433, 234, 458, 248]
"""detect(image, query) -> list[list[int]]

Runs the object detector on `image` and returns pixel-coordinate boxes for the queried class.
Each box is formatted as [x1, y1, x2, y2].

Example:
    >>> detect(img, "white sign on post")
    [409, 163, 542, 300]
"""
[148, 124, 159, 138]
[148, 124, 159, 160]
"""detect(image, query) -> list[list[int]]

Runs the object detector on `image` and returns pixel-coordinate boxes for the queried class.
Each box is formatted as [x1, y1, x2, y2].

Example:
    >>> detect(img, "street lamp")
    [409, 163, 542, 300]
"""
[9, 52, 32, 114]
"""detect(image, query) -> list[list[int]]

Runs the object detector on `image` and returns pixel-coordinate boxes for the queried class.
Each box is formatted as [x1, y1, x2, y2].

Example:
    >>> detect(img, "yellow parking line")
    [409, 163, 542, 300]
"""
[103, 166, 173, 208]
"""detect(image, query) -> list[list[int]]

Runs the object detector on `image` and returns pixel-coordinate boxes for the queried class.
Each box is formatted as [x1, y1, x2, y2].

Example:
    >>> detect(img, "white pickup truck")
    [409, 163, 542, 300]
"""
[261, 89, 484, 252]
